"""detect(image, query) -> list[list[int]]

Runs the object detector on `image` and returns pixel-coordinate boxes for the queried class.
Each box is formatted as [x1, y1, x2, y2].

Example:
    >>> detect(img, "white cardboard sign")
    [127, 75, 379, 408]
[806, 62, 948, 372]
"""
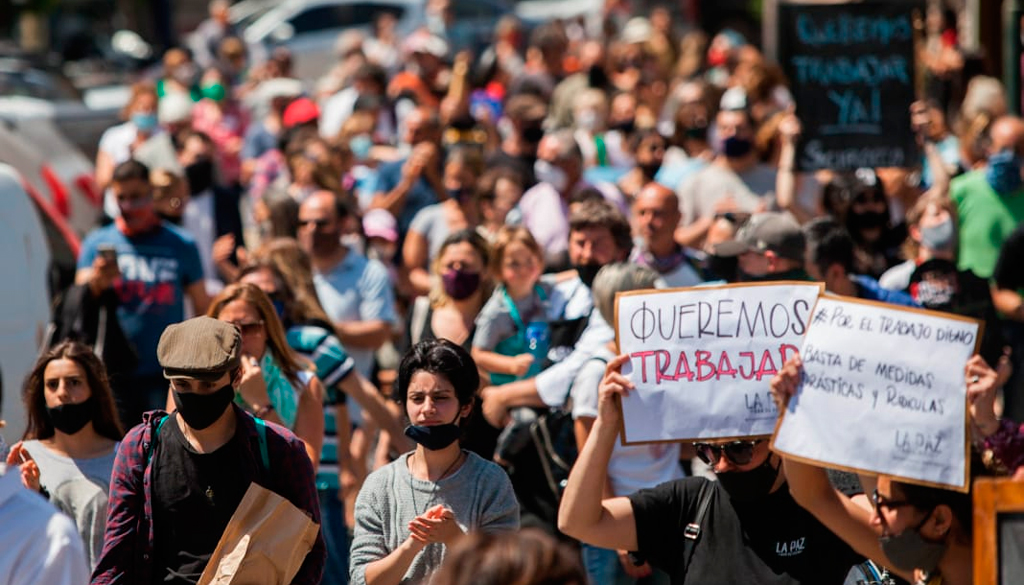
[615, 282, 823, 443]
[772, 296, 979, 491]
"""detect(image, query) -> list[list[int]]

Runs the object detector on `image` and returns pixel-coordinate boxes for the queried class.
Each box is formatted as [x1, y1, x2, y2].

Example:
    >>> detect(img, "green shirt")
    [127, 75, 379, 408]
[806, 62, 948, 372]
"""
[951, 170, 1024, 279]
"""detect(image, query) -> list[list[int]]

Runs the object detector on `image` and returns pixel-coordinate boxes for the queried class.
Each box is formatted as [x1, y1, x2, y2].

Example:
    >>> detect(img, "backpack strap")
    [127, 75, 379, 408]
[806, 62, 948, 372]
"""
[146, 414, 172, 465]
[682, 479, 715, 570]
[254, 416, 270, 471]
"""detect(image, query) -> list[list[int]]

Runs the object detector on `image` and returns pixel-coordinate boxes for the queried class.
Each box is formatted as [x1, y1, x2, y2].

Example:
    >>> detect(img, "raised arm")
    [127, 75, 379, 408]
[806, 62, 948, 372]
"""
[557, 354, 639, 551]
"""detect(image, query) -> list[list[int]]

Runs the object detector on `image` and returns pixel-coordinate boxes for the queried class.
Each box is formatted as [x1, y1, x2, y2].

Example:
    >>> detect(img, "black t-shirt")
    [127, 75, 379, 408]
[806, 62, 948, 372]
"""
[629, 478, 863, 585]
[152, 415, 260, 583]
[994, 224, 1024, 291]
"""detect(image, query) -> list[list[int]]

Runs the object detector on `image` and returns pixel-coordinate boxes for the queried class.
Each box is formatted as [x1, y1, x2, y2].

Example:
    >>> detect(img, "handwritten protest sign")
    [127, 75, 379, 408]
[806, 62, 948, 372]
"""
[778, 1, 920, 170]
[615, 282, 822, 443]
[772, 296, 980, 491]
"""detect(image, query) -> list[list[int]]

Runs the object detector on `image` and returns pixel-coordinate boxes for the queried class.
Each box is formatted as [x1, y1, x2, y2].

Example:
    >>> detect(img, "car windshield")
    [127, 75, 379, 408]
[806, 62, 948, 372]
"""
[0, 65, 81, 101]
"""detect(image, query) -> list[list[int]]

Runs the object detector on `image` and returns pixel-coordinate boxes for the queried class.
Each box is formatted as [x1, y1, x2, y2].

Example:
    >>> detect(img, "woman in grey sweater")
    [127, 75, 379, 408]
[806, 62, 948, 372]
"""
[350, 339, 520, 585]
[5, 340, 124, 569]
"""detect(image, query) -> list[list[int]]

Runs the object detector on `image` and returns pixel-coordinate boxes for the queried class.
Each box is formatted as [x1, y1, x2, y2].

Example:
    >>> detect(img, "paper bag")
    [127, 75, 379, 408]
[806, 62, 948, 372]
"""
[198, 482, 319, 585]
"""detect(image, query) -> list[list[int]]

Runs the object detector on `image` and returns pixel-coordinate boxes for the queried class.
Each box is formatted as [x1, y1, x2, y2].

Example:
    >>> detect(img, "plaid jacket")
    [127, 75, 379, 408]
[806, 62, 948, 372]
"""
[91, 406, 326, 584]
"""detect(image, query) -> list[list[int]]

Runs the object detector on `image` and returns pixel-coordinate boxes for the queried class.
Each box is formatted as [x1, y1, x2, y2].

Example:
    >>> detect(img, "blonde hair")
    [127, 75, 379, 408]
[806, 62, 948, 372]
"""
[489, 226, 543, 284]
[121, 81, 157, 120]
[207, 283, 312, 385]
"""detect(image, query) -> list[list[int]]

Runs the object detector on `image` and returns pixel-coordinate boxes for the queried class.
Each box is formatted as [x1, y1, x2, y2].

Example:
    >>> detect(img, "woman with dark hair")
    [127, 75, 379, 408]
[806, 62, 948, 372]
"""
[6, 340, 124, 568]
[201, 283, 325, 465]
[349, 339, 519, 585]
[771, 354, 984, 585]
[821, 170, 906, 279]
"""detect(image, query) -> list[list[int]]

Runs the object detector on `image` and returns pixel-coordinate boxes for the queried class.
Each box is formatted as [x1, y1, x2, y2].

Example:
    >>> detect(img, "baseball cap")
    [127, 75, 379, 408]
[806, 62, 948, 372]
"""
[283, 97, 320, 128]
[714, 212, 806, 262]
[363, 209, 398, 242]
[158, 317, 242, 381]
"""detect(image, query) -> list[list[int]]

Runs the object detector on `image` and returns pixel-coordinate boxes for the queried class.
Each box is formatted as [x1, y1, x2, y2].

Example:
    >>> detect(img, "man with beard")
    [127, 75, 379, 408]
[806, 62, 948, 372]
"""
[299, 190, 396, 381]
[558, 353, 864, 584]
[76, 160, 210, 427]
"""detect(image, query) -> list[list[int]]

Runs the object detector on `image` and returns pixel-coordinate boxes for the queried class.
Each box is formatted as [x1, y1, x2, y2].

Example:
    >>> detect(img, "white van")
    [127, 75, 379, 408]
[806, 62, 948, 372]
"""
[0, 164, 63, 444]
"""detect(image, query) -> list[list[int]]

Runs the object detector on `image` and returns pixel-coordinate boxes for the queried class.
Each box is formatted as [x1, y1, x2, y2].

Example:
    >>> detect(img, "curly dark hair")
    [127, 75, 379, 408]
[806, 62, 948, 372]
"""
[23, 340, 124, 441]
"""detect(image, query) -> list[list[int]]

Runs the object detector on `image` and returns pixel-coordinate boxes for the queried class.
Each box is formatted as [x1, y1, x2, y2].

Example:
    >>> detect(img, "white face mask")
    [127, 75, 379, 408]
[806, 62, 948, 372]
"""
[535, 159, 568, 192]
[575, 109, 601, 132]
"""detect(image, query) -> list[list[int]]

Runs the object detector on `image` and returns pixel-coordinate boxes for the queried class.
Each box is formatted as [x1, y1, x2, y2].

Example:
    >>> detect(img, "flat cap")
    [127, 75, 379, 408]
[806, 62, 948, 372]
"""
[158, 317, 241, 381]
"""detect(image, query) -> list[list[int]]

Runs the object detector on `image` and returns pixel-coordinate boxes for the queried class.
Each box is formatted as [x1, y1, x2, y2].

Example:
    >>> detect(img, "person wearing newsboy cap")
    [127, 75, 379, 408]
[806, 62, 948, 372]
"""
[92, 317, 326, 585]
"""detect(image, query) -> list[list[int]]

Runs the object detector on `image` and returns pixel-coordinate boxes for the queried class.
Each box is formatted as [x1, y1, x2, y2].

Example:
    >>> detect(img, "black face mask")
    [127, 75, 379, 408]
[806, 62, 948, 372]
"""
[404, 408, 463, 451]
[610, 119, 636, 135]
[705, 254, 739, 282]
[849, 210, 889, 231]
[574, 263, 603, 289]
[682, 124, 708, 141]
[47, 397, 97, 435]
[639, 162, 661, 178]
[587, 64, 608, 89]
[522, 125, 545, 144]
[715, 457, 780, 502]
[185, 160, 216, 196]
[173, 383, 235, 430]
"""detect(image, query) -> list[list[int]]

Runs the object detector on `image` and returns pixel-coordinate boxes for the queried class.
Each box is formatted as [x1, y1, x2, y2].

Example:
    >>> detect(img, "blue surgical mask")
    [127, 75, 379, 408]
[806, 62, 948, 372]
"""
[986, 149, 1023, 194]
[132, 112, 159, 133]
[349, 134, 373, 161]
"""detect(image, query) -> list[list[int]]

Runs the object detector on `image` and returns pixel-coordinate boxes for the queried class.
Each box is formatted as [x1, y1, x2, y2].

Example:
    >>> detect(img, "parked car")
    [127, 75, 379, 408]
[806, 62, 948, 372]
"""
[241, 0, 514, 81]
[0, 117, 102, 238]
[0, 57, 127, 161]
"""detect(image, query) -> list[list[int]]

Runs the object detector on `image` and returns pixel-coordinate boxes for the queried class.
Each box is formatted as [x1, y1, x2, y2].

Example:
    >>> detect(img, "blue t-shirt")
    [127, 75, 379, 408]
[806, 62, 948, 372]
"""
[373, 157, 439, 233]
[77, 224, 204, 376]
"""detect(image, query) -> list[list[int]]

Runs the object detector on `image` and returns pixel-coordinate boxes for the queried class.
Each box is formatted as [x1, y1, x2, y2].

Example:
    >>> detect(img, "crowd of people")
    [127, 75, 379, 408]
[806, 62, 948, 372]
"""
[3, 1, 1024, 584]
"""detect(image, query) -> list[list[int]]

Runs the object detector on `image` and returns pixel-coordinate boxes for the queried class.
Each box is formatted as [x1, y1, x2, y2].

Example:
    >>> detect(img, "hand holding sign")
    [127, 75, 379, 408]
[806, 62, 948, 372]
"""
[771, 296, 980, 491]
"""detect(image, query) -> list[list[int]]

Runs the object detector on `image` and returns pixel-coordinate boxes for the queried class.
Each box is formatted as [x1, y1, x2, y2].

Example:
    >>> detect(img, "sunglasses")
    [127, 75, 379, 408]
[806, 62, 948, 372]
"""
[871, 488, 916, 512]
[694, 440, 763, 466]
[226, 320, 264, 335]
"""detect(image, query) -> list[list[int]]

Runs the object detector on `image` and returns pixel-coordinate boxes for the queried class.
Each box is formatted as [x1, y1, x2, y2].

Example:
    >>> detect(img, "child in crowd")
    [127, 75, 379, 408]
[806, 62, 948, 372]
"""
[472, 227, 553, 462]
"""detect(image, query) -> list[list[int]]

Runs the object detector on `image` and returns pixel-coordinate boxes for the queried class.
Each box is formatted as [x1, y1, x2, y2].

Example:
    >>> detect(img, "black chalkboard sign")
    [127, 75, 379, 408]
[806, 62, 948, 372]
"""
[778, 1, 922, 170]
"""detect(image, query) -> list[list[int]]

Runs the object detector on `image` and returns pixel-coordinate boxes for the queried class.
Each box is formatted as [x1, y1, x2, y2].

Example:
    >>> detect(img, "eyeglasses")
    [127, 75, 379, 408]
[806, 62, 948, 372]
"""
[871, 488, 916, 512]
[694, 440, 763, 466]
[226, 320, 264, 335]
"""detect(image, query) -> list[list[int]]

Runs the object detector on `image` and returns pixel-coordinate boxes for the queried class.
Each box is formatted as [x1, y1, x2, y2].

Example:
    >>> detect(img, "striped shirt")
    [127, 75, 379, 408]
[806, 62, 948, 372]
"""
[286, 323, 356, 492]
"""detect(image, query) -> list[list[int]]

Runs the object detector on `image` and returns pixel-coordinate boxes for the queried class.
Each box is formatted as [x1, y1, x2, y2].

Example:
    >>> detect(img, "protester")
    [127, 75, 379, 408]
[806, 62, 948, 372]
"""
[558, 352, 863, 584]
[300, 190, 396, 380]
[92, 317, 325, 584]
[203, 283, 325, 465]
[77, 160, 210, 426]
[0, 362, 90, 585]
[770, 354, 985, 585]
[572, 263, 682, 585]
[403, 147, 486, 295]
[471, 226, 550, 387]
[6, 341, 123, 569]
[348, 339, 519, 585]
[95, 83, 162, 195]
[239, 262, 407, 585]
[712, 211, 811, 282]
[630, 182, 704, 288]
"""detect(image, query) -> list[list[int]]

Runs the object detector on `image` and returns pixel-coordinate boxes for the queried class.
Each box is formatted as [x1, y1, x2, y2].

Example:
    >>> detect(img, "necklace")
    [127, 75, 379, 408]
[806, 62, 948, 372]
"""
[408, 450, 464, 516]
